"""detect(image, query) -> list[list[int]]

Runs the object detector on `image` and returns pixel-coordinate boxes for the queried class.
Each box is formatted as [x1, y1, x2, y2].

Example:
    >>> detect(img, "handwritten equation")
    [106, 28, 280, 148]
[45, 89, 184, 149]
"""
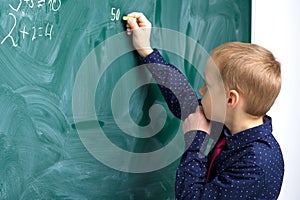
[1, 0, 61, 47]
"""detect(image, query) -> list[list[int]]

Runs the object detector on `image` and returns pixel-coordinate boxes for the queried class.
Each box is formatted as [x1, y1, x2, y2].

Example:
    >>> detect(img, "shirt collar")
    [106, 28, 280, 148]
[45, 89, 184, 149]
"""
[224, 115, 273, 149]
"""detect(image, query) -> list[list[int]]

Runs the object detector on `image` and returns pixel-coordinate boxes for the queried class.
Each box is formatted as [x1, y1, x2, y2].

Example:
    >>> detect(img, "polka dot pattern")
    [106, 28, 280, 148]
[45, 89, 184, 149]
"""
[143, 49, 199, 120]
[143, 49, 284, 199]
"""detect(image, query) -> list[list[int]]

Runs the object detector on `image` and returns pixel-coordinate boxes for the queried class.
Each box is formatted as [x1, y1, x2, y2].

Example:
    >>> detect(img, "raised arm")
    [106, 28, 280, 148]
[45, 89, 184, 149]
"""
[126, 12, 199, 120]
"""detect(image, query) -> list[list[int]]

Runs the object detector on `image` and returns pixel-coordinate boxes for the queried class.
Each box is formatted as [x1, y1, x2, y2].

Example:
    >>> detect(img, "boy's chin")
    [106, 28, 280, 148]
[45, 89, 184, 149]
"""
[204, 113, 224, 123]
[202, 112, 211, 121]
[202, 108, 224, 123]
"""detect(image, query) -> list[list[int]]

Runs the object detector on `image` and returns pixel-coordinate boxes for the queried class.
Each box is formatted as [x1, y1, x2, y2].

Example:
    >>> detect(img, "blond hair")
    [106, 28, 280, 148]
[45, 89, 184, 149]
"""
[211, 42, 281, 117]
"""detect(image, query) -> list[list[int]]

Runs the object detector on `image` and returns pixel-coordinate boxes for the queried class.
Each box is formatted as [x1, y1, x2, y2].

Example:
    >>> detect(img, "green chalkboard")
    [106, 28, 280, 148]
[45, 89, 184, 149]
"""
[0, 0, 251, 199]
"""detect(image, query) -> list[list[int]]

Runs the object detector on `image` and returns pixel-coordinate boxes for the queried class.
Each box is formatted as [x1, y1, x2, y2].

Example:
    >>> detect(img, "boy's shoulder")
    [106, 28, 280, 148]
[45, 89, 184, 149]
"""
[226, 115, 281, 153]
[226, 115, 283, 164]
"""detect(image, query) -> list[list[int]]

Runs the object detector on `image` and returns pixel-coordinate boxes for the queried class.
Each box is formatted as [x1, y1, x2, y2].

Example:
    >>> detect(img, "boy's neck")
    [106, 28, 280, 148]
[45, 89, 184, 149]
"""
[226, 113, 264, 135]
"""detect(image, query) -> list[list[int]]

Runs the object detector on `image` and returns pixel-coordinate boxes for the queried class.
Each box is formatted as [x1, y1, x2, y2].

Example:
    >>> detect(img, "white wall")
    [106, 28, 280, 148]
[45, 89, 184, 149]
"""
[252, 0, 300, 199]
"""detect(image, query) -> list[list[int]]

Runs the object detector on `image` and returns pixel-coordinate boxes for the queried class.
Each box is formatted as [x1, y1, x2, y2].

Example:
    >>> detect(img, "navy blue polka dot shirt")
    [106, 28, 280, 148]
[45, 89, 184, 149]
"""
[143, 49, 284, 199]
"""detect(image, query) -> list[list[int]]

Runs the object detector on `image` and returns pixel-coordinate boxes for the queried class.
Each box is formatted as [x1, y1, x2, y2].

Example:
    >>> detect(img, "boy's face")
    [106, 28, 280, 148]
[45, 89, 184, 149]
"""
[199, 57, 227, 122]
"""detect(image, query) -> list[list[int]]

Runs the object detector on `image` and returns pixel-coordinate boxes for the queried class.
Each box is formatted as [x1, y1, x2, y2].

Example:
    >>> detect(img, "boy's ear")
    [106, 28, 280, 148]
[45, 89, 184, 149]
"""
[227, 90, 239, 108]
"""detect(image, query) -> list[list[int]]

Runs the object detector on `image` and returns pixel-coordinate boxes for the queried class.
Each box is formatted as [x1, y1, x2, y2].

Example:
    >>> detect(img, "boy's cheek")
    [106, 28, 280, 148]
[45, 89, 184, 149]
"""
[203, 109, 211, 120]
[201, 100, 211, 120]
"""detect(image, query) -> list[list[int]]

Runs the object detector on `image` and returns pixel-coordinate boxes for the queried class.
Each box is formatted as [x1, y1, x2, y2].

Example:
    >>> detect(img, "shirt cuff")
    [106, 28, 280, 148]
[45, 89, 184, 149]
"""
[184, 130, 213, 157]
[184, 130, 206, 150]
[142, 48, 168, 65]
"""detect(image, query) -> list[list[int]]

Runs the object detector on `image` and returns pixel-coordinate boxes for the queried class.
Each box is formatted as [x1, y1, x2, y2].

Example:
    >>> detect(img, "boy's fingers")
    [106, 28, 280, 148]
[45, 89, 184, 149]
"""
[127, 18, 139, 30]
[126, 12, 150, 28]
[195, 106, 201, 113]
[127, 12, 146, 21]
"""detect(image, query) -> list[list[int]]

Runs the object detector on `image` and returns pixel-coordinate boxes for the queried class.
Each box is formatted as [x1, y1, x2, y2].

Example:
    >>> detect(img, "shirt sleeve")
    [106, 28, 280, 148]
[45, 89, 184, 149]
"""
[142, 49, 200, 120]
[176, 131, 266, 200]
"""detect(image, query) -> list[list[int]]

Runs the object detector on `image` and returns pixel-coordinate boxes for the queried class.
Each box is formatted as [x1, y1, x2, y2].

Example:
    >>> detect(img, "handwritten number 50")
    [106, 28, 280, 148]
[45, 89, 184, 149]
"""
[111, 8, 120, 21]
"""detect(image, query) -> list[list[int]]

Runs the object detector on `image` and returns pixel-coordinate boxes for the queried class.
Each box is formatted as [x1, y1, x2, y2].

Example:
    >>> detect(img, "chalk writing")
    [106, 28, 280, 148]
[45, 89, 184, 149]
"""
[19, 23, 53, 41]
[9, 0, 61, 12]
[1, 13, 18, 47]
[111, 7, 121, 21]
[1, 0, 61, 47]
[48, 0, 61, 12]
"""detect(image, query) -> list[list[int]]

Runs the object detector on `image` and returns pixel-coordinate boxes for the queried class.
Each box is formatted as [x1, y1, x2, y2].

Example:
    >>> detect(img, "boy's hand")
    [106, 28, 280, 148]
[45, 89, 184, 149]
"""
[126, 12, 153, 57]
[182, 106, 210, 134]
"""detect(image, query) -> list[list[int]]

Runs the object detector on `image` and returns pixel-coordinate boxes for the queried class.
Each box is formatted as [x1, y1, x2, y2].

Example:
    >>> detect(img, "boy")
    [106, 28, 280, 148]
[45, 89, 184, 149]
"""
[125, 12, 284, 199]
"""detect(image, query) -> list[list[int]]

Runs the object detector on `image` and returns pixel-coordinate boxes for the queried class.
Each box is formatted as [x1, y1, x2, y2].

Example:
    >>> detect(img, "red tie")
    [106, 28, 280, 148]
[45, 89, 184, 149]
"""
[206, 136, 227, 182]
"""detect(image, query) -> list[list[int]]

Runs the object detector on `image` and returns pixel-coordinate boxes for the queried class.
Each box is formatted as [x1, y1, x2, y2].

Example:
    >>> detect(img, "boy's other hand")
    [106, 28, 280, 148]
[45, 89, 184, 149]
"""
[126, 12, 153, 57]
[183, 106, 210, 134]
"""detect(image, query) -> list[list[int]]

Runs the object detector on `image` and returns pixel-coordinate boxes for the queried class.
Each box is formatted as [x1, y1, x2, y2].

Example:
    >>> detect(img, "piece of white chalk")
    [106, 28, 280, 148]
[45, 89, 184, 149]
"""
[122, 16, 136, 21]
